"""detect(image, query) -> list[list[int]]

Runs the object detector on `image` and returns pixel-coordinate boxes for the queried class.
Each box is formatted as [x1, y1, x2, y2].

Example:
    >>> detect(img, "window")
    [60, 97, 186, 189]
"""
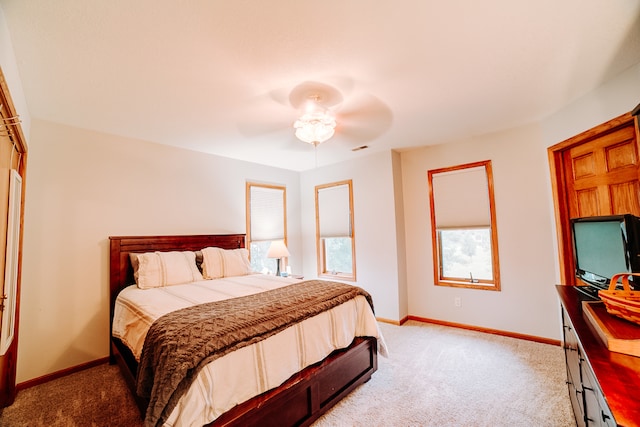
[246, 182, 287, 274]
[428, 161, 500, 290]
[315, 180, 356, 281]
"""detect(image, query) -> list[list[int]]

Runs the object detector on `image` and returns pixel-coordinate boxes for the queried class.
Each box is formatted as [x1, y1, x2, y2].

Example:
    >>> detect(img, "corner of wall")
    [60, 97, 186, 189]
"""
[392, 151, 409, 319]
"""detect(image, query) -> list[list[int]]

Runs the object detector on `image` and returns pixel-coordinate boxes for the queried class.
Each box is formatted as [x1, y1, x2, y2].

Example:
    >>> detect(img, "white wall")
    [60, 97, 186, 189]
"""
[399, 63, 640, 341]
[541, 63, 640, 149]
[391, 151, 409, 320]
[300, 150, 402, 321]
[540, 62, 640, 282]
[0, 5, 30, 141]
[18, 119, 301, 382]
[401, 123, 561, 339]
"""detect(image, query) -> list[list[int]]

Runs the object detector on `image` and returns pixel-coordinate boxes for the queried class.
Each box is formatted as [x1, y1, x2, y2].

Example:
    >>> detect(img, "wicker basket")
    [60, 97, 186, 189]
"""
[598, 273, 640, 325]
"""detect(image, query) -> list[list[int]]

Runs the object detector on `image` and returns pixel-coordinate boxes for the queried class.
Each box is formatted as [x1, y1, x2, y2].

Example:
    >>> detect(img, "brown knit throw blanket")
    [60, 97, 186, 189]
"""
[136, 280, 374, 427]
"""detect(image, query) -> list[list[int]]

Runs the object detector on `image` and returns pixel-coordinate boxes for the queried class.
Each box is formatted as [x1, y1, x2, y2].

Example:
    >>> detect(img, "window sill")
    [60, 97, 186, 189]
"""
[436, 280, 499, 291]
[319, 273, 355, 282]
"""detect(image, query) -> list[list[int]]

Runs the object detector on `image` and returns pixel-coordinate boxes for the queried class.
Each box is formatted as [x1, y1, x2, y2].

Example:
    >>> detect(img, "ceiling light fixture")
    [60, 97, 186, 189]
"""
[293, 111, 336, 147]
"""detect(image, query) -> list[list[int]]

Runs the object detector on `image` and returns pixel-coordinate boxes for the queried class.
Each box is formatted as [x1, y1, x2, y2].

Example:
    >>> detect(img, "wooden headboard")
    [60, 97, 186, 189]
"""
[108, 234, 245, 320]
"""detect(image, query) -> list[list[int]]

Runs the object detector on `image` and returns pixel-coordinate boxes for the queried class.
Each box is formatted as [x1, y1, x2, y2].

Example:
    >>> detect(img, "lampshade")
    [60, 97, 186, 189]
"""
[267, 240, 290, 258]
[293, 111, 336, 146]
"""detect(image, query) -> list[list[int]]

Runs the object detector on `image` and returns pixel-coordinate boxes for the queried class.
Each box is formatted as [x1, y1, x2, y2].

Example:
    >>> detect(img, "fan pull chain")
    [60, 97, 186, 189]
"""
[314, 144, 318, 168]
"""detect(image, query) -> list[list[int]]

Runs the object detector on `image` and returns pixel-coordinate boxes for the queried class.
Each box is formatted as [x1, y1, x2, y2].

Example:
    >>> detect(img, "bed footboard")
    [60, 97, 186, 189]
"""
[110, 336, 377, 426]
[214, 336, 377, 427]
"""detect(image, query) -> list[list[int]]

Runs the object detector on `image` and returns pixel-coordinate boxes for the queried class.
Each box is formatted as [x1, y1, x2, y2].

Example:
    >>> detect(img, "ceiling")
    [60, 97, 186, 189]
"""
[2, 1, 640, 171]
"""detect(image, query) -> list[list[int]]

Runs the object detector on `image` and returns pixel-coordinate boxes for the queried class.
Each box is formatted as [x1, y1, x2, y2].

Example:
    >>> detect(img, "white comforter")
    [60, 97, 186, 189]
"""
[112, 274, 385, 427]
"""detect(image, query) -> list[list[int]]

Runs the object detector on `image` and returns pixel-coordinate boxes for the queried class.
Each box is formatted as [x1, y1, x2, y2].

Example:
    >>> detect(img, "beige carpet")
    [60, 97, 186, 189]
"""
[315, 321, 575, 427]
[0, 321, 575, 426]
[0, 361, 143, 427]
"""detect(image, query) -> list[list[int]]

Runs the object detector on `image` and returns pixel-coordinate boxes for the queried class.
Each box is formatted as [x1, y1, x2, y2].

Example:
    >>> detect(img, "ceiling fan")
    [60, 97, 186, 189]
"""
[239, 80, 393, 150]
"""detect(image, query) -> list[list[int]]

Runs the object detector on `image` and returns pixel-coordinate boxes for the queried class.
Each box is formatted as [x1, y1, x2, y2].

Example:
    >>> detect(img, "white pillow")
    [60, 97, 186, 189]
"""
[222, 248, 253, 277]
[131, 251, 203, 289]
[201, 247, 224, 279]
[201, 247, 253, 279]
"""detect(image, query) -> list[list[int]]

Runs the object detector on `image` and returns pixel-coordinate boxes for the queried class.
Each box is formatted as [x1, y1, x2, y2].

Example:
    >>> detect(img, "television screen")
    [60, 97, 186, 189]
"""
[572, 219, 629, 285]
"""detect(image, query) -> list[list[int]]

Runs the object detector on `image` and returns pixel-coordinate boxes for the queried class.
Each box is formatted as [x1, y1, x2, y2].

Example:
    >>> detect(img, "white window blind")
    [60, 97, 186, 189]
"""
[432, 166, 490, 228]
[249, 185, 285, 241]
[318, 184, 351, 237]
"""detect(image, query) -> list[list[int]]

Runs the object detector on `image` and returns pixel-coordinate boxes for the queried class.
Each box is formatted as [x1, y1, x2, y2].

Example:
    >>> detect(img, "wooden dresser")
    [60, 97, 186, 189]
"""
[557, 285, 640, 427]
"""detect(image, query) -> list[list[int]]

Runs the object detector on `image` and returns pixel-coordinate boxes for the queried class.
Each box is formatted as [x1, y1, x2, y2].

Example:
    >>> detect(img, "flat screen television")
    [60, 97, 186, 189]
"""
[571, 214, 640, 290]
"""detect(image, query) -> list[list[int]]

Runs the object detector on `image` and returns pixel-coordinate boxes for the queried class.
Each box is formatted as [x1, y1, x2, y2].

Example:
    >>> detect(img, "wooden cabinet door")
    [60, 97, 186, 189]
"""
[549, 111, 640, 285]
[564, 124, 640, 219]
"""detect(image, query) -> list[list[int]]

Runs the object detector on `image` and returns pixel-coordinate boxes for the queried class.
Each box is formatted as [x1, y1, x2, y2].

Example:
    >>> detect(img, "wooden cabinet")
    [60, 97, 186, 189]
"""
[582, 361, 616, 427]
[549, 111, 640, 286]
[551, 109, 640, 426]
[566, 124, 640, 218]
[563, 309, 586, 427]
[562, 304, 615, 427]
[557, 286, 640, 427]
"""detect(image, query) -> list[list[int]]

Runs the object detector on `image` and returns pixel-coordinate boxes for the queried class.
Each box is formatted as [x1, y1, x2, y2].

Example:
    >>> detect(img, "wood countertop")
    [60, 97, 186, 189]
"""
[556, 285, 640, 427]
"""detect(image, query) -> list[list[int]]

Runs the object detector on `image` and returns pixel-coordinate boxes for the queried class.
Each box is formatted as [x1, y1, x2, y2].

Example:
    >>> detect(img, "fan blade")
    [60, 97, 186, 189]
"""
[236, 93, 295, 137]
[288, 81, 344, 110]
[336, 94, 393, 144]
[258, 129, 319, 152]
[237, 116, 292, 137]
[266, 87, 291, 107]
[322, 75, 355, 98]
[237, 111, 313, 152]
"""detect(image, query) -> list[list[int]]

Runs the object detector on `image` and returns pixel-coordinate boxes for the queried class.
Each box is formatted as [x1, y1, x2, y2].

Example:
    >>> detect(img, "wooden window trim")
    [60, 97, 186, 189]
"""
[245, 182, 287, 263]
[428, 160, 501, 291]
[315, 180, 356, 281]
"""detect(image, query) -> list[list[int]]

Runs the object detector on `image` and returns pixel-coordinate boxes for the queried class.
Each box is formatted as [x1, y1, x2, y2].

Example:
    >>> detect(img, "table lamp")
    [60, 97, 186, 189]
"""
[267, 240, 290, 276]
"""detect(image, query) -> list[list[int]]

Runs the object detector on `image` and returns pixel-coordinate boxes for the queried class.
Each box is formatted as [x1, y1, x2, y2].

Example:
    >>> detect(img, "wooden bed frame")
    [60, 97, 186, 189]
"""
[109, 234, 378, 427]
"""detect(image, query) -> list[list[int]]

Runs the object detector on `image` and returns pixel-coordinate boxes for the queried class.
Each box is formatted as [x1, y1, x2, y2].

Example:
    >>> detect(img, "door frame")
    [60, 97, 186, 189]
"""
[548, 111, 639, 286]
[0, 67, 28, 407]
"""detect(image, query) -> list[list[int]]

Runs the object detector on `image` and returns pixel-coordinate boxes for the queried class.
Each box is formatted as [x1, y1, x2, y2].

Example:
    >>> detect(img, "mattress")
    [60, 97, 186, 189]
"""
[112, 273, 385, 427]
